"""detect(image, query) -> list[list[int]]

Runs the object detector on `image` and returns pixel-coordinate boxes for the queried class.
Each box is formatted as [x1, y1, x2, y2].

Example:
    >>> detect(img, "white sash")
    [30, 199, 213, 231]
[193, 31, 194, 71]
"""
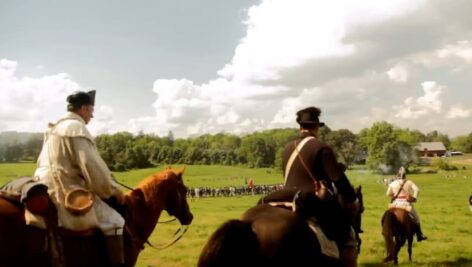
[284, 136, 314, 185]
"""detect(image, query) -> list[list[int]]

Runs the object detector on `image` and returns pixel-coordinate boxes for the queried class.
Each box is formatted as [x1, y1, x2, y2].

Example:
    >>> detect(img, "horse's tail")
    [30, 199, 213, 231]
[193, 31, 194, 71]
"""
[198, 219, 262, 267]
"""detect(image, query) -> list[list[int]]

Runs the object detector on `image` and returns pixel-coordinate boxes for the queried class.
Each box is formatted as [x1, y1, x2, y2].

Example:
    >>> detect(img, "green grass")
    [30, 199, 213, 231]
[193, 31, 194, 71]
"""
[0, 162, 38, 183]
[1, 162, 472, 266]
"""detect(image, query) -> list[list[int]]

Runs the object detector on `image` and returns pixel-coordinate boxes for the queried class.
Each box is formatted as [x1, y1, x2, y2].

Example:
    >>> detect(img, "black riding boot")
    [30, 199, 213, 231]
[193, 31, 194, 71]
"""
[416, 224, 427, 242]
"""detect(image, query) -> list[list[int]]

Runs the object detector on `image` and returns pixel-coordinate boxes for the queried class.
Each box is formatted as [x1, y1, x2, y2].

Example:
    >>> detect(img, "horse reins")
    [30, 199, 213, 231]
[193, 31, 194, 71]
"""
[145, 225, 189, 250]
[113, 176, 186, 249]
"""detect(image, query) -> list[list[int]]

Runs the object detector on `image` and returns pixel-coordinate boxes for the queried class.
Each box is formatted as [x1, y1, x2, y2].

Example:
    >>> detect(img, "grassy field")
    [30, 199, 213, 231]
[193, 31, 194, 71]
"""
[1, 161, 472, 267]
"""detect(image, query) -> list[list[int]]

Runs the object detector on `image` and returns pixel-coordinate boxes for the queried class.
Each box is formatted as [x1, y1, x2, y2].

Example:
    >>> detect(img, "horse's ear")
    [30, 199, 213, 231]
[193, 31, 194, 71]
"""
[173, 166, 185, 181]
[176, 165, 186, 175]
[165, 165, 172, 170]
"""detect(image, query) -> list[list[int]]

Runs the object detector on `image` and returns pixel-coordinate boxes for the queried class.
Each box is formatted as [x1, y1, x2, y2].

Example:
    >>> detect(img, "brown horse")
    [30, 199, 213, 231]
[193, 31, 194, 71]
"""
[381, 207, 417, 265]
[198, 186, 364, 267]
[0, 167, 193, 267]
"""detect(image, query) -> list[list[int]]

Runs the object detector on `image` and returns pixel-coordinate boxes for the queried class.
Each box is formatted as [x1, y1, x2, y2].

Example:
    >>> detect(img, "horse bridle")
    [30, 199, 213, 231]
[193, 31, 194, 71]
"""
[113, 176, 188, 250]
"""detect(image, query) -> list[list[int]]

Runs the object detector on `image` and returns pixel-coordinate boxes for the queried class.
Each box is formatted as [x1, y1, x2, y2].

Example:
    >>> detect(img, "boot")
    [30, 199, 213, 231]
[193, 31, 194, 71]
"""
[105, 235, 125, 266]
[416, 225, 427, 242]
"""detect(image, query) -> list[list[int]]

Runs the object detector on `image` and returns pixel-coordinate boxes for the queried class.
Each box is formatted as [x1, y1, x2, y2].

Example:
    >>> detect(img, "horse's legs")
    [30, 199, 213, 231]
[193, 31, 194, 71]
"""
[407, 236, 413, 262]
[382, 233, 394, 262]
[393, 236, 406, 265]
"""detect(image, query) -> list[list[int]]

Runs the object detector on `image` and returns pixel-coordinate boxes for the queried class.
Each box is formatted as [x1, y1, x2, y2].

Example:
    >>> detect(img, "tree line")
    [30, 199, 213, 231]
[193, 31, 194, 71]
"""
[1, 122, 472, 173]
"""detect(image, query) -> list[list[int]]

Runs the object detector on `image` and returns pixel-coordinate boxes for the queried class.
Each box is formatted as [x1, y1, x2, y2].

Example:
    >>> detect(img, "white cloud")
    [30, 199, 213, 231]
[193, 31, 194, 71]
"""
[386, 63, 409, 83]
[4, 1, 472, 138]
[394, 81, 444, 119]
[219, 0, 423, 83]
[437, 40, 472, 62]
[447, 106, 472, 119]
[0, 59, 80, 131]
[0, 59, 116, 134]
[130, 1, 431, 137]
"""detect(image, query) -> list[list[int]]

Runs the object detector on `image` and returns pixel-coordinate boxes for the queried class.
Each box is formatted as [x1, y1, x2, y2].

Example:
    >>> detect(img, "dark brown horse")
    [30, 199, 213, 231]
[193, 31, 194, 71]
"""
[381, 207, 417, 265]
[198, 186, 364, 267]
[0, 167, 193, 267]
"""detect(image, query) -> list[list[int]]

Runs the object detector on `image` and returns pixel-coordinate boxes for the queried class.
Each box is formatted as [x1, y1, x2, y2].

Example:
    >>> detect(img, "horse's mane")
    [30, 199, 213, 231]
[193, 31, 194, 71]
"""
[132, 169, 177, 211]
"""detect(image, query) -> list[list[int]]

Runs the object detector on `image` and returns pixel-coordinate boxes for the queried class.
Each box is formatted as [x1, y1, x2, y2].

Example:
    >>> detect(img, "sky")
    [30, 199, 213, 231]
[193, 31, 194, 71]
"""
[1, 0, 472, 138]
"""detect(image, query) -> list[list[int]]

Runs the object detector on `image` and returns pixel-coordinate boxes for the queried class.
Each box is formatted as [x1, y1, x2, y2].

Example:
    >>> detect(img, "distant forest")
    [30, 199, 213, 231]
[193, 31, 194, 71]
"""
[1, 121, 472, 173]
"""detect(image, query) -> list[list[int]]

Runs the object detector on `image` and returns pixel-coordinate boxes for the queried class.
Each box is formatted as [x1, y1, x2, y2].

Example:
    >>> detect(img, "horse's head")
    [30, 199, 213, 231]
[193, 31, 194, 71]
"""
[129, 167, 193, 227]
[121, 167, 193, 265]
[161, 167, 193, 225]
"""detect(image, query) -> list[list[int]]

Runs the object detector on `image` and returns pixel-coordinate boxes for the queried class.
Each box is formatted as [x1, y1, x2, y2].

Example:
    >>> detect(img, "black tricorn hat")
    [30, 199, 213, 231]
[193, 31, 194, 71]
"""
[67, 90, 96, 108]
[296, 106, 325, 127]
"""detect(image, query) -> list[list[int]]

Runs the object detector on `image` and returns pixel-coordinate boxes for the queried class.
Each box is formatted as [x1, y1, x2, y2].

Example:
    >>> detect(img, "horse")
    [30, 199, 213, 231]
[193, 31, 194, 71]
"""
[198, 185, 364, 267]
[0, 167, 193, 267]
[381, 207, 417, 265]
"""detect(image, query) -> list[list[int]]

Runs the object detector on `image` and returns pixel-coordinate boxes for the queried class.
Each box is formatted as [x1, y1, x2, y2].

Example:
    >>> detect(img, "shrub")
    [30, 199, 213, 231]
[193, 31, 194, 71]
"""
[430, 157, 458, 171]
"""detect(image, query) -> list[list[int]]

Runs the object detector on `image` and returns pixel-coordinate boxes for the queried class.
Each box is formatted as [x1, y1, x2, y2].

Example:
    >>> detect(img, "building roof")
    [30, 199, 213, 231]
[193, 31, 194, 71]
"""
[416, 142, 446, 151]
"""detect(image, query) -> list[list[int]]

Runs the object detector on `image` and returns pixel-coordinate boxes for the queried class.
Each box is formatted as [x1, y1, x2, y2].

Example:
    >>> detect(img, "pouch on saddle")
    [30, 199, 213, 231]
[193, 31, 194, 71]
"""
[0, 177, 49, 229]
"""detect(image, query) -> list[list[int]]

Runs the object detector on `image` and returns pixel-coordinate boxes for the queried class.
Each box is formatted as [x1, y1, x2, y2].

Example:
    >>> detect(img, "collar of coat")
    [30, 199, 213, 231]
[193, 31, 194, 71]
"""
[299, 130, 317, 139]
[46, 112, 94, 143]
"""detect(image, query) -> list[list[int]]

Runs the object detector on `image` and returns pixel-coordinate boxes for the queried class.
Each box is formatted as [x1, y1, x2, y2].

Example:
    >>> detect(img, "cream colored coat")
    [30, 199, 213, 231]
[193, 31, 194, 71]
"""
[34, 112, 124, 233]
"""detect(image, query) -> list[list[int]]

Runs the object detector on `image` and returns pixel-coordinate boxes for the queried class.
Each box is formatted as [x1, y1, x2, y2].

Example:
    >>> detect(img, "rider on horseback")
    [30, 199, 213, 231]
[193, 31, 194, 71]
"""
[282, 106, 360, 267]
[34, 90, 127, 266]
[387, 166, 427, 242]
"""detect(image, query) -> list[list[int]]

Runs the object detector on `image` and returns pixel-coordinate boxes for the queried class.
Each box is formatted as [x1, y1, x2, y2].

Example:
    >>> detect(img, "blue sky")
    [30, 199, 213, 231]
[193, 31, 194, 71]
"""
[1, 0, 472, 138]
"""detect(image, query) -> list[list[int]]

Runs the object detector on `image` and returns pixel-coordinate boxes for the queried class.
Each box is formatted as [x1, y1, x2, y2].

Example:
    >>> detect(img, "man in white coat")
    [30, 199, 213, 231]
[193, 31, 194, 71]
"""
[34, 90, 126, 266]
[386, 167, 427, 242]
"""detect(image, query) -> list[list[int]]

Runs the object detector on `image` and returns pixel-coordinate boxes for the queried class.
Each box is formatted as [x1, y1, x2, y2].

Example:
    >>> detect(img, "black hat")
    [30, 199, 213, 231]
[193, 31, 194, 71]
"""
[67, 90, 96, 109]
[296, 106, 325, 127]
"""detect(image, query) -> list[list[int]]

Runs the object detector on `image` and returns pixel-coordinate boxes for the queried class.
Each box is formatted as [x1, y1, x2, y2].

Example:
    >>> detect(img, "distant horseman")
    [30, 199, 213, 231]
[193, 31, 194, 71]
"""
[386, 167, 427, 242]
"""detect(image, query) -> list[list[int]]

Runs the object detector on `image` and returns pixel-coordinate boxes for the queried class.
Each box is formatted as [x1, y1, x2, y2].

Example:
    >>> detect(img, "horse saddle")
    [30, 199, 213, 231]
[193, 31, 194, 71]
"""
[0, 177, 50, 229]
[258, 189, 341, 259]
[1, 178, 108, 236]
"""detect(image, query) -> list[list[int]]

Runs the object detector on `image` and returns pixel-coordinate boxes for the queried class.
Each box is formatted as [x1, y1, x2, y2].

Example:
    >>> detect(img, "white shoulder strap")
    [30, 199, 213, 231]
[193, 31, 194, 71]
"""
[284, 136, 315, 185]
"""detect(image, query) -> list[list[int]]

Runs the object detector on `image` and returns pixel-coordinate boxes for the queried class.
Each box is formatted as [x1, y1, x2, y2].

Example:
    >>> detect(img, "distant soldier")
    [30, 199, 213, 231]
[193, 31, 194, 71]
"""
[387, 167, 427, 241]
[248, 178, 255, 195]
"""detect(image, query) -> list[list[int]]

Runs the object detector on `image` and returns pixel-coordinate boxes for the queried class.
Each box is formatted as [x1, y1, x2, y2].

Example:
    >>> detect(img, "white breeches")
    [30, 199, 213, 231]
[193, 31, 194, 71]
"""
[93, 198, 125, 235]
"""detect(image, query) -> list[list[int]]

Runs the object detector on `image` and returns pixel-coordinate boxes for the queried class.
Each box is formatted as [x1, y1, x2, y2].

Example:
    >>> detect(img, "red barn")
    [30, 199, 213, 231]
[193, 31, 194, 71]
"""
[416, 142, 447, 157]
